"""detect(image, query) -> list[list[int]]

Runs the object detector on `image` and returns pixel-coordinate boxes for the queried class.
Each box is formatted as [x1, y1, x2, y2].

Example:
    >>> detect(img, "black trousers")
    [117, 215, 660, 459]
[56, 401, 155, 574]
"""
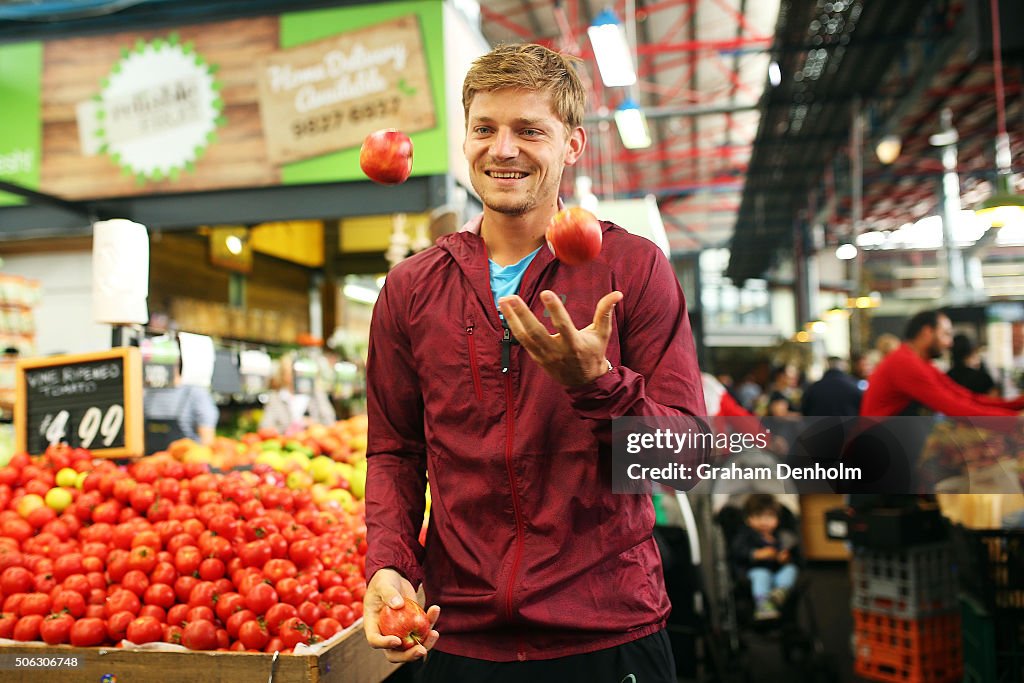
[416, 629, 677, 683]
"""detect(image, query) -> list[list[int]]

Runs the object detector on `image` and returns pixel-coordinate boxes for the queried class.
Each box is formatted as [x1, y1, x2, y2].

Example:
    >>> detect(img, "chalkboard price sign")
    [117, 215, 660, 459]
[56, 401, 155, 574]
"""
[16, 348, 143, 458]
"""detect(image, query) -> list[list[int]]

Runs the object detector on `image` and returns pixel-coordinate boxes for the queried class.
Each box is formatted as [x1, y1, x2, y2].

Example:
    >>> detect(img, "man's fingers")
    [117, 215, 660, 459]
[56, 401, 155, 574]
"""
[592, 291, 623, 338]
[426, 604, 441, 627]
[367, 632, 404, 650]
[499, 295, 556, 355]
[384, 643, 429, 663]
[420, 629, 441, 651]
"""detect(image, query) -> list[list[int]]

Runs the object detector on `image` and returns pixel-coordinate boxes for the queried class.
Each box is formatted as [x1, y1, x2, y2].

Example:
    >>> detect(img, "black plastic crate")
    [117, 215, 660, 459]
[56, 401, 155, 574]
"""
[961, 594, 1024, 683]
[952, 526, 1024, 614]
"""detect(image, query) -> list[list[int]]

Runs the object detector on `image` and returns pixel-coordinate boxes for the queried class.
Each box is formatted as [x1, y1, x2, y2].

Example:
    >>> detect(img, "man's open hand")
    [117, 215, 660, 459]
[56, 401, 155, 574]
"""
[498, 289, 623, 386]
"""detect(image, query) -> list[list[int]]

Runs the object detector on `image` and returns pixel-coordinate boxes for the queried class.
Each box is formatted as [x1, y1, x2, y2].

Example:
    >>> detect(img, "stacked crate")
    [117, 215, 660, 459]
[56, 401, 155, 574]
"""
[952, 527, 1024, 683]
[851, 543, 963, 683]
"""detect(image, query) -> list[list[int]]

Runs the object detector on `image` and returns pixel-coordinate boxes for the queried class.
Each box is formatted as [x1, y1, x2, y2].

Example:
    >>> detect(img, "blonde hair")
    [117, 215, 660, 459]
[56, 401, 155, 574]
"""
[462, 43, 586, 133]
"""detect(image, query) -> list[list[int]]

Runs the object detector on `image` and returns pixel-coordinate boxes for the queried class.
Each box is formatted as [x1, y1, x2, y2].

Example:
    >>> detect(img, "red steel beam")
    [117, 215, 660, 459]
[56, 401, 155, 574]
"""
[577, 35, 772, 60]
[662, 202, 740, 213]
[613, 145, 751, 165]
[709, 0, 768, 40]
[479, 6, 537, 41]
[616, 173, 747, 195]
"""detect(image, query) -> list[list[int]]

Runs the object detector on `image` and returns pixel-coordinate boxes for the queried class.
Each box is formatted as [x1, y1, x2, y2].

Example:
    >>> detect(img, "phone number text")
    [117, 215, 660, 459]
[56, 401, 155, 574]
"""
[292, 97, 402, 139]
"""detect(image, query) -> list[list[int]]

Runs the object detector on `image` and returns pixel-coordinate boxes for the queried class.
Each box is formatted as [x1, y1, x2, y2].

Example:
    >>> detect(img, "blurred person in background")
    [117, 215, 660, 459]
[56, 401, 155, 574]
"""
[801, 356, 863, 416]
[260, 353, 336, 435]
[735, 371, 764, 412]
[947, 333, 998, 397]
[862, 311, 1024, 417]
[761, 364, 801, 417]
[143, 355, 219, 452]
[874, 333, 901, 359]
[850, 350, 875, 392]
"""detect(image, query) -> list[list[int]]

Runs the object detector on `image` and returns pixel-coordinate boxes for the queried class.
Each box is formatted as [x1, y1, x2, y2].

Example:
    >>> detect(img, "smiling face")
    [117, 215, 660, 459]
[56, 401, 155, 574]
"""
[464, 88, 585, 219]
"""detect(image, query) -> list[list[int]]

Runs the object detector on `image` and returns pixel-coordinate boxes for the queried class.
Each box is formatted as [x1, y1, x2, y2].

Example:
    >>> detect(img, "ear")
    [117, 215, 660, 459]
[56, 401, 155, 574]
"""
[563, 126, 586, 166]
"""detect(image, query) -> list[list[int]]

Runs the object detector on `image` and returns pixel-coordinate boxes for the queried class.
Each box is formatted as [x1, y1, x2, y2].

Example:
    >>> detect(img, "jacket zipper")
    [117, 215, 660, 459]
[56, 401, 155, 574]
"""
[466, 321, 484, 401]
[501, 320, 525, 629]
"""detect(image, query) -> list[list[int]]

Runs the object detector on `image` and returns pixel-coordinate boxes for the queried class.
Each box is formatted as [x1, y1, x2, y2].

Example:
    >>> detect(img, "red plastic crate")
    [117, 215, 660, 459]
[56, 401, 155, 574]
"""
[853, 609, 963, 683]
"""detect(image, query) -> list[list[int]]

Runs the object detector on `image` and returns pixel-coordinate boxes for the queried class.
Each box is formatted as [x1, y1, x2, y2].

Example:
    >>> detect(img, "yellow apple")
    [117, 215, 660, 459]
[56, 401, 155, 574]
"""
[55, 467, 78, 488]
[44, 487, 73, 512]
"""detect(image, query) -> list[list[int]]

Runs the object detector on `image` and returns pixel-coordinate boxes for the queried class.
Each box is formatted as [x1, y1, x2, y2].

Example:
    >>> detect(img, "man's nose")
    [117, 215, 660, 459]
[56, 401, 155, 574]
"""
[490, 128, 518, 159]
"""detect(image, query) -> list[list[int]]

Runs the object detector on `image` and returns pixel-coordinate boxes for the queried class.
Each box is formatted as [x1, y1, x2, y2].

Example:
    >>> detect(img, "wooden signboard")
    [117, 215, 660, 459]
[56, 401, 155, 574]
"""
[15, 348, 143, 458]
[256, 14, 435, 165]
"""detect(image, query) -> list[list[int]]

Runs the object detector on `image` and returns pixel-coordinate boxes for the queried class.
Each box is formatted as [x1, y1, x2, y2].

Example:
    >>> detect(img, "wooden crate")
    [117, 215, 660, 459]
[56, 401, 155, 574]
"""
[800, 493, 852, 561]
[0, 622, 398, 683]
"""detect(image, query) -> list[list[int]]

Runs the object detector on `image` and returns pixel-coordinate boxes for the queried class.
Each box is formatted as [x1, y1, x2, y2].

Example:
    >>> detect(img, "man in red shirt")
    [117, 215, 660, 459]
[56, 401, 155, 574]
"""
[850, 310, 1022, 493]
[861, 310, 1023, 417]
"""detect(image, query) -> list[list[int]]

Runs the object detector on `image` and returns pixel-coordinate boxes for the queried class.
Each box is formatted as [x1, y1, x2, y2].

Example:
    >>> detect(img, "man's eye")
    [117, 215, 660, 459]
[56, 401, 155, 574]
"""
[522, 129, 540, 137]
[474, 127, 492, 135]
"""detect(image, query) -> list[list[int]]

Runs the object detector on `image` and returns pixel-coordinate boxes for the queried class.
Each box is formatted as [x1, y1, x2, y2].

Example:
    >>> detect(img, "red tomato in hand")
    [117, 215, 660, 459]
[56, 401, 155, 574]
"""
[378, 598, 432, 650]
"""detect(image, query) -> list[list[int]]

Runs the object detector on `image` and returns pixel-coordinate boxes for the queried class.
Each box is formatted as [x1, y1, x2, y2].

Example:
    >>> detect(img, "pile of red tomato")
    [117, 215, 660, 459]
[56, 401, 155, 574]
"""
[0, 445, 367, 652]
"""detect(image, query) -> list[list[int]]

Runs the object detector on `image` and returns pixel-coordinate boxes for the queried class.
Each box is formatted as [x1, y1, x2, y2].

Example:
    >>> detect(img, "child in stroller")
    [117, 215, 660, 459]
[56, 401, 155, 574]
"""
[728, 494, 801, 621]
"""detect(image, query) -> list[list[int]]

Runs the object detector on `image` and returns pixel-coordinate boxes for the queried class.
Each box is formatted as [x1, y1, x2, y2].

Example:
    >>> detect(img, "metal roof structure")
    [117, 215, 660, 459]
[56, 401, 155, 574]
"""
[1, 0, 1021, 286]
[477, 0, 781, 253]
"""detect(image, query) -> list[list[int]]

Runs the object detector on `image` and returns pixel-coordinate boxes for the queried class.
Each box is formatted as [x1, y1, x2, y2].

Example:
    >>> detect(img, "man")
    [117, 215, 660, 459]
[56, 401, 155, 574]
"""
[362, 44, 705, 680]
[848, 310, 1022, 494]
[142, 355, 219, 452]
[802, 356, 862, 416]
[861, 310, 1022, 417]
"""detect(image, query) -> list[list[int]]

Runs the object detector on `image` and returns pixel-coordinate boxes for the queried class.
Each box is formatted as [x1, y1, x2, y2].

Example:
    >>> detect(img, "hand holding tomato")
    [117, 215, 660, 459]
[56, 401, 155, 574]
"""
[363, 568, 439, 663]
[498, 289, 623, 386]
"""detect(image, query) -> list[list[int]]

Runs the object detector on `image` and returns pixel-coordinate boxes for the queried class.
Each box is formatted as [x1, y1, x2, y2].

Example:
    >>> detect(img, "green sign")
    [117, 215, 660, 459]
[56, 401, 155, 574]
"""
[0, 42, 43, 206]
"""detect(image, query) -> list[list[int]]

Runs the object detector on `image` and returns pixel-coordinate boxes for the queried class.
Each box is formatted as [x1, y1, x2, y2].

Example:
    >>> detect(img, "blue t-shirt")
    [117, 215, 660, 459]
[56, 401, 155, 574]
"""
[490, 246, 542, 310]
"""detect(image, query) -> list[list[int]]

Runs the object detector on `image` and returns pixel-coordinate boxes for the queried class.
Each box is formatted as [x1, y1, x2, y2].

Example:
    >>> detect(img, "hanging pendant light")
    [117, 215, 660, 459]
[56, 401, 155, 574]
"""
[976, 0, 1024, 227]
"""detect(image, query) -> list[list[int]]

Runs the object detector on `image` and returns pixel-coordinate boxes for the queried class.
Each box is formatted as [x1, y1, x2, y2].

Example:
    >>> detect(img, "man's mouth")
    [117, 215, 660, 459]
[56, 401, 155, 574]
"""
[486, 170, 529, 179]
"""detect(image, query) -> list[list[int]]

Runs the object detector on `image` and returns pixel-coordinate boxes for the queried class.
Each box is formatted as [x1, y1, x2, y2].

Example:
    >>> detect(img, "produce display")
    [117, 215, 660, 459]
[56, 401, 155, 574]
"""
[0, 442, 367, 652]
[160, 417, 368, 512]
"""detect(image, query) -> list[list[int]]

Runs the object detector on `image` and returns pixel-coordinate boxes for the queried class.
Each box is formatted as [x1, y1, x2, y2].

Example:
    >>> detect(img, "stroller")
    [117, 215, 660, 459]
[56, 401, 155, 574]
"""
[660, 446, 837, 682]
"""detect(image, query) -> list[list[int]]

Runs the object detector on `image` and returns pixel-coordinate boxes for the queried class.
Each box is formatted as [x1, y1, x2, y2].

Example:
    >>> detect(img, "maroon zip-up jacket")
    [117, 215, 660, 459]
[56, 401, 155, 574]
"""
[364, 217, 706, 662]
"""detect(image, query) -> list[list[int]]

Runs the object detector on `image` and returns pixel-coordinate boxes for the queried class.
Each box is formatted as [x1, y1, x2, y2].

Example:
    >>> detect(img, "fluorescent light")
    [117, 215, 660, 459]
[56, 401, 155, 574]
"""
[343, 283, 380, 305]
[588, 10, 636, 87]
[225, 235, 243, 255]
[768, 61, 782, 87]
[835, 243, 858, 260]
[614, 98, 651, 149]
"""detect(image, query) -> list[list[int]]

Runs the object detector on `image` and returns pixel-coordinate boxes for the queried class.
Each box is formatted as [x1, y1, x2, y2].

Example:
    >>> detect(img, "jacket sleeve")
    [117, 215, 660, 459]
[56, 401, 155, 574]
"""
[565, 242, 707, 440]
[363, 280, 428, 587]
